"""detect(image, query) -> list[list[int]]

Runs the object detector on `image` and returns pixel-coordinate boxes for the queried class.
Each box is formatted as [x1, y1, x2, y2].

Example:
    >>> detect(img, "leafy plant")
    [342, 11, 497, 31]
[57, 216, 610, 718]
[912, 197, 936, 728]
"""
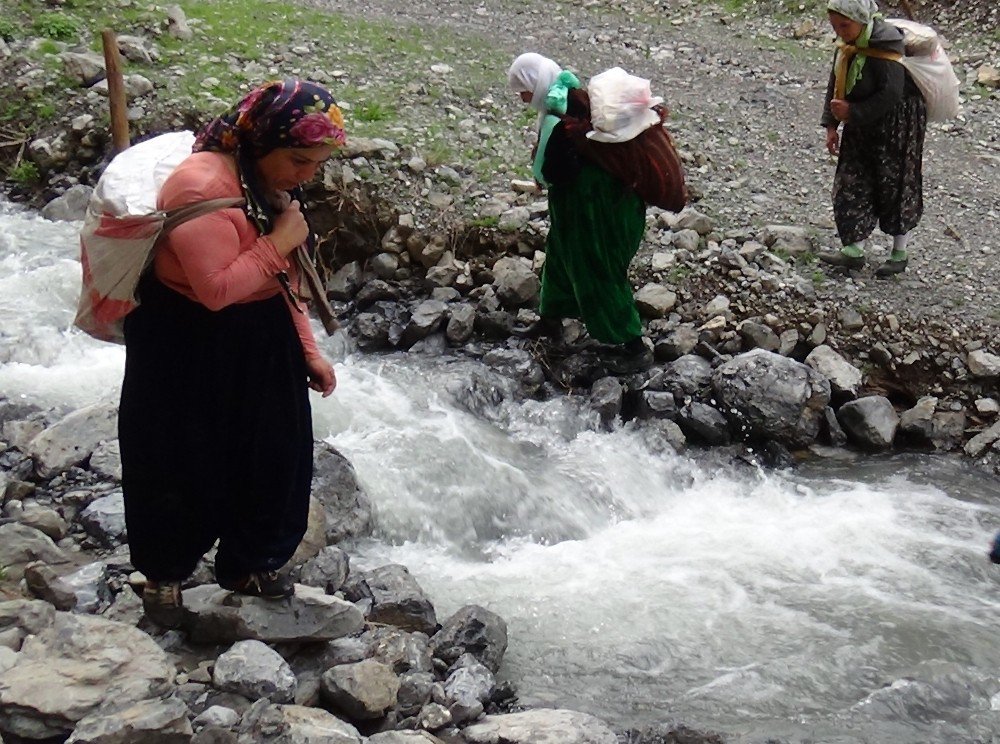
[424, 141, 454, 168]
[355, 101, 394, 123]
[33, 13, 79, 41]
[811, 270, 825, 286]
[470, 215, 499, 228]
[0, 19, 17, 41]
[8, 161, 40, 184]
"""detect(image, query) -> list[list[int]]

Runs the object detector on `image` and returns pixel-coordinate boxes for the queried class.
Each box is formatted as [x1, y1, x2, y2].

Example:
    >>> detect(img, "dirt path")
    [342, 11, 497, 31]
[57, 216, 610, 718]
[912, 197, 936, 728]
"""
[325, 0, 1000, 337]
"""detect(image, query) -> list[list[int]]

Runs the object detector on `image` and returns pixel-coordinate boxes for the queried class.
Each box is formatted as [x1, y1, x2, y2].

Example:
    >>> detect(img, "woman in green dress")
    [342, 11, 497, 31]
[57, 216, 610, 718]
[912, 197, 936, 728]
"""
[507, 54, 655, 371]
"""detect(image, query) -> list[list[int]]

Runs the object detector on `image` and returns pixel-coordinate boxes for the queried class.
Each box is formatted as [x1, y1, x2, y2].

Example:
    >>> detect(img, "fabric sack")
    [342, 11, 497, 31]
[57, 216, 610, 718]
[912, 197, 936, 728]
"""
[75, 132, 243, 343]
[575, 116, 688, 212]
[888, 18, 961, 121]
[568, 68, 687, 212]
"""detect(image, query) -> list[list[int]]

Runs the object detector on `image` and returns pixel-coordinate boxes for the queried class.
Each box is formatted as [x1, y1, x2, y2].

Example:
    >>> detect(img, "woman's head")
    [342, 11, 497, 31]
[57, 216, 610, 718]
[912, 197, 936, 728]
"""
[195, 78, 346, 188]
[197, 79, 346, 156]
[827, 0, 877, 40]
[507, 53, 561, 113]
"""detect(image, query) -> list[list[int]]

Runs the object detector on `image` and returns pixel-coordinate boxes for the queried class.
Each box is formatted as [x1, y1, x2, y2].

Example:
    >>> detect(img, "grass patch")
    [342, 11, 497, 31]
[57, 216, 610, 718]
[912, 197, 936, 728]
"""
[470, 215, 499, 228]
[355, 101, 395, 123]
[668, 265, 692, 283]
[33, 12, 79, 40]
[0, 0, 510, 160]
[7, 161, 40, 184]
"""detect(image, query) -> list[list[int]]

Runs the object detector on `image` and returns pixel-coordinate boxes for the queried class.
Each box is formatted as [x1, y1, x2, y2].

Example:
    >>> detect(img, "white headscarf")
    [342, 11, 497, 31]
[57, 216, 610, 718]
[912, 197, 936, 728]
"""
[507, 53, 561, 116]
[827, 0, 879, 24]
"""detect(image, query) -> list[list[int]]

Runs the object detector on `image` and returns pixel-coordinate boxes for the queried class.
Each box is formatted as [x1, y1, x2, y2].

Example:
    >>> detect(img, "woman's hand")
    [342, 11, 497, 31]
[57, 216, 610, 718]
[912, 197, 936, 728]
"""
[306, 355, 336, 397]
[269, 200, 310, 256]
[829, 99, 851, 123]
[825, 126, 840, 156]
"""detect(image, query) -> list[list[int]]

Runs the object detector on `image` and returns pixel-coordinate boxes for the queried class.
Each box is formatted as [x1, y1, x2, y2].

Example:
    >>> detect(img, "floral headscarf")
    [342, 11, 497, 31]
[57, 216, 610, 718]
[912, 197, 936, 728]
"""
[193, 79, 345, 320]
[195, 78, 346, 157]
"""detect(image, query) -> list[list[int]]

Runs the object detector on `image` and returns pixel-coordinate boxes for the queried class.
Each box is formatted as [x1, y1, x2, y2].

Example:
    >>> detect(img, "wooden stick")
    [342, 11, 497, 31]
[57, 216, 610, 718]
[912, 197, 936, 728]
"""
[101, 29, 130, 154]
[899, 0, 916, 20]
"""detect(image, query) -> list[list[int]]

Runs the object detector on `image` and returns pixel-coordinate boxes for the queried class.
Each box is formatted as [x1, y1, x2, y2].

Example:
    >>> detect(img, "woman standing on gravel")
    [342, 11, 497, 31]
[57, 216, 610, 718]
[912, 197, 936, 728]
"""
[507, 53, 658, 373]
[818, 0, 927, 278]
[119, 79, 343, 626]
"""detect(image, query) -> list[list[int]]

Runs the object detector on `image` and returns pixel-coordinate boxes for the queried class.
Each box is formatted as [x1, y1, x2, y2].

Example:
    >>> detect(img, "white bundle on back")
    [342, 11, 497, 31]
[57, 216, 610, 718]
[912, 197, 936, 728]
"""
[90, 130, 195, 217]
[887, 18, 961, 122]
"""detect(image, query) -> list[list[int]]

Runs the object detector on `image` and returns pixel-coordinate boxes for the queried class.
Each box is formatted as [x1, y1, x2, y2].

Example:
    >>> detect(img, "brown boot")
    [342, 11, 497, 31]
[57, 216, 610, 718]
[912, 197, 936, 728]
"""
[219, 570, 294, 599]
[142, 580, 184, 628]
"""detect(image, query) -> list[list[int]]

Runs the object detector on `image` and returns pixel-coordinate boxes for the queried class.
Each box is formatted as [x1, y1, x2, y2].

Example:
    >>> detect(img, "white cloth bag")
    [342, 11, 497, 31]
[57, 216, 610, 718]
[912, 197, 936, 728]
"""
[888, 18, 961, 122]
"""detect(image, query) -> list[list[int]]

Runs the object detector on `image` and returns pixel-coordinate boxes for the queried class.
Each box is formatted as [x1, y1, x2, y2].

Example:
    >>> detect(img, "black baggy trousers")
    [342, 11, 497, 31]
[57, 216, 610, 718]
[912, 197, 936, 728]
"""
[119, 276, 313, 584]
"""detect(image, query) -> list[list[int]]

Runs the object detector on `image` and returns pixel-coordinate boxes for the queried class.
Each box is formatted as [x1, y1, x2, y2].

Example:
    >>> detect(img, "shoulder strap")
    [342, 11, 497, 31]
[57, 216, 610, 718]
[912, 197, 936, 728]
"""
[162, 196, 245, 232]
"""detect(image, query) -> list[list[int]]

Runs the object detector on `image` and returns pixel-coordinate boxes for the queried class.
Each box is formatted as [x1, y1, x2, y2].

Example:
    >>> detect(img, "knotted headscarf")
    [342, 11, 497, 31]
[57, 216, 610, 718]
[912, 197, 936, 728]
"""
[195, 78, 346, 157]
[194, 79, 344, 333]
[508, 53, 562, 127]
[828, 0, 881, 96]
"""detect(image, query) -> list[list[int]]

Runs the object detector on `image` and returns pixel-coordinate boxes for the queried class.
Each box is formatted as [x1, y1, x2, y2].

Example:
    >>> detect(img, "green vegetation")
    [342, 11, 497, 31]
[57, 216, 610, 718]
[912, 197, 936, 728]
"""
[668, 265, 693, 283]
[33, 12, 79, 40]
[355, 102, 395, 123]
[8, 161, 40, 184]
[0, 19, 17, 41]
[470, 215, 499, 228]
[424, 141, 454, 168]
[811, 270, 825, 286]
[0, 0, 510, 177]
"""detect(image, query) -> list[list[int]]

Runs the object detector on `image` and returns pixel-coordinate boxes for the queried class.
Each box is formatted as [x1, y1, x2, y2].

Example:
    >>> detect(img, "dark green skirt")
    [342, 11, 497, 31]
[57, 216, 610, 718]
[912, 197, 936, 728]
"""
[541, 163, 645, 345]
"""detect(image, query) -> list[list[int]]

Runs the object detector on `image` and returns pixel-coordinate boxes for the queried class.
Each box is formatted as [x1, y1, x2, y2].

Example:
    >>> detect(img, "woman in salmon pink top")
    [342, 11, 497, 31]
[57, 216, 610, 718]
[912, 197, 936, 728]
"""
[119, 79, 345, 626]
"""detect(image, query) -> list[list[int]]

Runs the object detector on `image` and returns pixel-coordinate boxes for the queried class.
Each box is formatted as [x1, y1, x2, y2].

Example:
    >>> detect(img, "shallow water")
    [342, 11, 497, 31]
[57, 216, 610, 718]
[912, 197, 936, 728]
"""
[2, 198, 998, 743]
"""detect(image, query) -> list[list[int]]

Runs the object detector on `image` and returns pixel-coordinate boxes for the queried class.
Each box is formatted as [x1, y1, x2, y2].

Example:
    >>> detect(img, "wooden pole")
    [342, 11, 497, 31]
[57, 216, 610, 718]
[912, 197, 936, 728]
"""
[899, 0, 917, 20]
[101, 29, 130, 154]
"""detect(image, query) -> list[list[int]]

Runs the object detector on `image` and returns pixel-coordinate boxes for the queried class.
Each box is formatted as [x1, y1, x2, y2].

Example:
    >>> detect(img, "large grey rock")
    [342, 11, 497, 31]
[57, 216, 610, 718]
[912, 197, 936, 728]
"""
[182, 584, 364, 644]
[214, 640, 296, 703]
[492, 257, 539, 308]
[320, 659, 399, 721]
[79, 492, 127, 547]
[654, 354, 713, 397]
[635, 283, 677, 318]
[430, 605, 508, 674]
[65, 695, 192, 743]
[590, 377, 623, 425]
[968, 349, 1000, 378]
[805, 345, 862, 398]
[26, 402, 118, 478]
[60, 52, 106, 85]
[236, 701, 362, 744]
[964, 421, 1000, 458]
[446, 304, 476, 344]
[289, 496, 327, 568]
[712, 349, 831, 448]
[401, 300, 448, 348]
[836, 396, 899, 451]
[677, 402, 730, 445]
[299, 545, 350, 594]
[365, 626, 433, 675]
[311, 441, 374, 543]
[350, 564, 437, 634]
[0, 523, 71, 581]
[442, 654, 494, 723]
[0, 613, 175, 739]
[463, 709, 617, 744]
[41, 184, 93, 222]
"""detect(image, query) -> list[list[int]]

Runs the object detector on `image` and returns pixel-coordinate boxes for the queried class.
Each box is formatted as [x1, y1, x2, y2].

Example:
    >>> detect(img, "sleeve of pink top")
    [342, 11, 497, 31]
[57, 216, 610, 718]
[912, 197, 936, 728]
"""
[166, 211, 291, 311]
[288, 291, 322, 361]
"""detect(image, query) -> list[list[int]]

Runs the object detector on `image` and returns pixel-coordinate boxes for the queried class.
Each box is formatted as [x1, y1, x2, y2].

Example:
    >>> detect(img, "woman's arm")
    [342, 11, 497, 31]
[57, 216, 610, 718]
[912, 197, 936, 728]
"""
[166, 211, 291, 311]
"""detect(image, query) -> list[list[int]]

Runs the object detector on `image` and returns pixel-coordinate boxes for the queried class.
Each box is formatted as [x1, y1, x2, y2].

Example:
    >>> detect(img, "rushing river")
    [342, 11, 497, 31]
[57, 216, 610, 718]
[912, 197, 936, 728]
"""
[2, 198, 998, 743]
